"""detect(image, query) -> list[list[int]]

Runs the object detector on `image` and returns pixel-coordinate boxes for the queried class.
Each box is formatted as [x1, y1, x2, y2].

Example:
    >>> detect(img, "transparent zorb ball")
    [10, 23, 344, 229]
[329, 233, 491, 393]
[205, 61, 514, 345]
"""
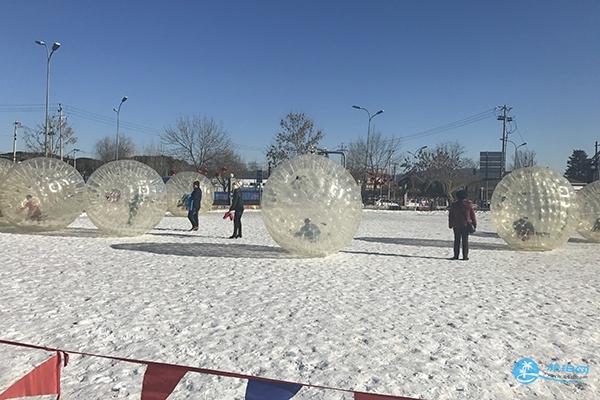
[262, 154, 362, 257]
[576, 180, 600, 242]
[165, 171, 213, 216]
[491, 166, 578, 250]
[0, 158, 14, 225]
[85, 160, 167, 236]
[0, 157, 86, 231]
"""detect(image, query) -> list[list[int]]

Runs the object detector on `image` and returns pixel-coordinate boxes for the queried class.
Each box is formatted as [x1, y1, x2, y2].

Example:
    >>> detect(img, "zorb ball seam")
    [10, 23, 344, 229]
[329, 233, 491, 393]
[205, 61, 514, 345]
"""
[0, 157, 86, 231]
[261, 154, 362, 257]
[85, 160, 167, 236]
[491, 166, 578, 250]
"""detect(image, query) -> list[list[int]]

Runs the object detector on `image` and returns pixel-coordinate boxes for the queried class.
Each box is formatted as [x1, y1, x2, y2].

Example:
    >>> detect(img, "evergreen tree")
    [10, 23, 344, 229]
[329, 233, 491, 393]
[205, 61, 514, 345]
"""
[564, 150, 592, 183]
[266, 112, 324, 167]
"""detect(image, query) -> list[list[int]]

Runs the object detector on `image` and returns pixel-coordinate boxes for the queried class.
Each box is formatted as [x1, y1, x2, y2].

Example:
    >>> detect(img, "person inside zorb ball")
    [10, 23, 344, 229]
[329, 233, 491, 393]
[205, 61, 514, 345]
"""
[261, 154, 362, 257]
[85, 160, 167, 236]
[0, 157, 86, 231]
[491, 166, 578, 250]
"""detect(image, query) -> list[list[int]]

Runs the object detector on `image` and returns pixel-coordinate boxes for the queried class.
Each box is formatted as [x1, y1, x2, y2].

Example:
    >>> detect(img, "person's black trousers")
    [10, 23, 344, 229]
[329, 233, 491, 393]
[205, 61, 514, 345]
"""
[233, 209, 244, 237]
[188, 209, 199, 228]
[453, 226, 469, 259]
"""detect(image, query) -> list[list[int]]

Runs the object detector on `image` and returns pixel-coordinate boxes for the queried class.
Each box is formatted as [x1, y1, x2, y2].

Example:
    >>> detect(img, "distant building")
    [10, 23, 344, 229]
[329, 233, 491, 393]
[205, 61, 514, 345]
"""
[566, 177, 587, 191]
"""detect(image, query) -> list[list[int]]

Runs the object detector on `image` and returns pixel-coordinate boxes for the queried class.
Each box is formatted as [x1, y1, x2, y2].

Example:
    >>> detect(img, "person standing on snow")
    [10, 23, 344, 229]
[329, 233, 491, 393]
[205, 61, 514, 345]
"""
[448, 189, 476, 260]
[188, 180, 202, 231]
[228, 181, 244, 238]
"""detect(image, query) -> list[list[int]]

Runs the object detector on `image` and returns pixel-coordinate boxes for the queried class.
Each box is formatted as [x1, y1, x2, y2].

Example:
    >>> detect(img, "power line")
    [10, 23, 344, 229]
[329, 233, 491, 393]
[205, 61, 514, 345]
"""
[397, 108, 496, 141]
[62, 104, 163, 134]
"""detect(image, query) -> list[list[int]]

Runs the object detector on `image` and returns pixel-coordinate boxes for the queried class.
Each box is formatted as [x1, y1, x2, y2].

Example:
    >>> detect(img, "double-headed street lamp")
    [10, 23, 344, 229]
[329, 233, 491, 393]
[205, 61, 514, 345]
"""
[113, 96, 128, 160]
[506, 139, 527, 170]
[35, 40, 61, 157]
[352, 105, 384, 202]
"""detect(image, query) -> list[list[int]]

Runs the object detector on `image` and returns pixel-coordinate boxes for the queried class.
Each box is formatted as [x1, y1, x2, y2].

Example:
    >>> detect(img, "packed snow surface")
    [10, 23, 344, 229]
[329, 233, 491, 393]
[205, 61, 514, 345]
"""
[0, 210, 598, 399]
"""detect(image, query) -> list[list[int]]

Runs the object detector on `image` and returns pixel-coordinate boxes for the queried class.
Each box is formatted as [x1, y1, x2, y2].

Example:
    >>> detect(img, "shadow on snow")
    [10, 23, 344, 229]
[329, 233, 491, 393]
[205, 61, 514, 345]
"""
[111, 241, 296, 259]
[355, 236, 511, 251]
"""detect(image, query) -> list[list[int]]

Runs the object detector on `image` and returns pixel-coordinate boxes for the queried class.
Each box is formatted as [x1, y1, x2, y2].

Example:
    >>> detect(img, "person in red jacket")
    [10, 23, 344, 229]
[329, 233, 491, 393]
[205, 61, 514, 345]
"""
[448, 189, 476, 260]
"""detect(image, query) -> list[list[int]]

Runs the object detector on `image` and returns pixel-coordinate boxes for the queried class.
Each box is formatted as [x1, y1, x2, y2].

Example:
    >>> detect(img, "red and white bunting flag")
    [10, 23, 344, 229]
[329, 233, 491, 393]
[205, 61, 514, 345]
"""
[0, 352, 63, 400]
[141, 363, 188, 400]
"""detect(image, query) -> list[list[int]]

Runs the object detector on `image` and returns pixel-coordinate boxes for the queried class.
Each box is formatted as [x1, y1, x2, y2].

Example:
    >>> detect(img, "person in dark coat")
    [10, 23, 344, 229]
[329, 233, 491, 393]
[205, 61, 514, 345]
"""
[448, 189, 476, 260]
[188, 180, 202, 231]
[228, 181, 244, 238]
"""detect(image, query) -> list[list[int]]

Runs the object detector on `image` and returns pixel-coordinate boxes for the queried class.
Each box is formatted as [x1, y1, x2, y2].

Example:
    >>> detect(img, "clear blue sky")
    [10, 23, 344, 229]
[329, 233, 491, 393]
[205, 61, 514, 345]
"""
[1, 0, 599, 172]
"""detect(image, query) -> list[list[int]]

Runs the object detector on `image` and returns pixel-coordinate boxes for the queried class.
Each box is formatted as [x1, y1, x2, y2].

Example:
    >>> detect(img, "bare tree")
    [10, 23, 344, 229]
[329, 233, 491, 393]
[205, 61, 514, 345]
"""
[511, 149, 537, 170]
[23, 117, 77, 156]
[162, 116, 231, 170]
[210, 148, 246, 176]
[266, 112, 324, 166]
[346, 132, 401, 192]
[95, 135, 136, 162]
[414, 142, 477, 200]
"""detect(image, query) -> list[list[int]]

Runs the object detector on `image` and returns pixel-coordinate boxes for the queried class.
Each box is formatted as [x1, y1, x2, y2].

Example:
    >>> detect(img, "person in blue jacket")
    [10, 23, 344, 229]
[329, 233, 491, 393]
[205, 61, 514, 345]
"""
[188, 180, 202, 231]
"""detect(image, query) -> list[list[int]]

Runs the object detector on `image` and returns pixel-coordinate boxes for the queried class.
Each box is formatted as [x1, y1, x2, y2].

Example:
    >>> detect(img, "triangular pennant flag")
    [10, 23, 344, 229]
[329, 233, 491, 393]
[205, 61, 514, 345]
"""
[0, 352, 62, 400]
[245, 379, 302, 400]
[141, 363, 188, 400]
[354, 391, 418, 400]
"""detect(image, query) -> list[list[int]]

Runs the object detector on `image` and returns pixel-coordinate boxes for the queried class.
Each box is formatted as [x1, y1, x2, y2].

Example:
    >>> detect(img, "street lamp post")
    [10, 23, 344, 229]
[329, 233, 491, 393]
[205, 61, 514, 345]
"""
[506, 140, 527, 170]
[352, 105, 384, 203]
[35, 40, 61, 157]
[113, 96, 128, 160]
[12, 121, 21, 163]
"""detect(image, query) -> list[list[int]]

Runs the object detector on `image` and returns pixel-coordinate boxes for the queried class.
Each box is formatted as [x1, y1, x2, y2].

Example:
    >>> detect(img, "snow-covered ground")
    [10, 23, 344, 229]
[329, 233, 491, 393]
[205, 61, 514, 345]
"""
[0, 210, 598, 399]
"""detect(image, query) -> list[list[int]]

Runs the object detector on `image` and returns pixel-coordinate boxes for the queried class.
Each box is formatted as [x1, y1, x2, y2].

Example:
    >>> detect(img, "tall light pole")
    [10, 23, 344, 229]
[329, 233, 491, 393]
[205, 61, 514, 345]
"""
[35, 40, 61, 157]
[68, 148, 81, 170]
[12, 121, 21, 163]
[352, 105, 384, 203]
[506, 139, 526, 170]
[113, 96, 128, 160]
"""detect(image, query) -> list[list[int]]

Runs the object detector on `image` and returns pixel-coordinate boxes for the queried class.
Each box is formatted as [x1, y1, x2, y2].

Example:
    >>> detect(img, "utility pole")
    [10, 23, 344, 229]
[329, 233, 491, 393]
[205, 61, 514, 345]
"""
[12, 121, 21, 163]
[595, 141, 599, 181]
[497, 105, 513, 176]
[58, 103, 64, 160]
[392, 162, 398, 201]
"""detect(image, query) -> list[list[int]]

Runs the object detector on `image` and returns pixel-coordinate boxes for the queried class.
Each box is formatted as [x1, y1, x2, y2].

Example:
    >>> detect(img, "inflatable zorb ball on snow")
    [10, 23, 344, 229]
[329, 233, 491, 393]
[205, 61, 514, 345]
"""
[576, 180, 600, 242]
[491, 166, 578, 250]
[0, 157, 86, 231]
[262, 154, 362, 257]
[86, 160, 167, 236]
[165, 171, 213, 216]
[0, 158, 14, 225]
